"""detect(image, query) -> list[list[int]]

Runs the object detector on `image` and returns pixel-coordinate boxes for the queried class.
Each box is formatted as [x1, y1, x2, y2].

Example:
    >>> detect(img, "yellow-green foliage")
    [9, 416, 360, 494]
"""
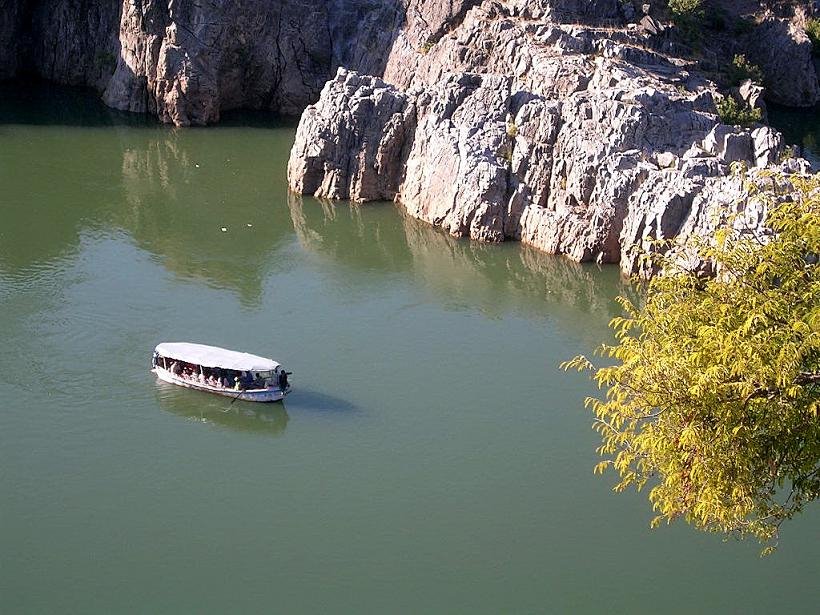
[717, 96, 762, 127]
[727, 54, 764, 86]
[668, 0, 703, 18]
[564, 174, 820, 549]
[807, 18, 820, 56]
[668, 0, 705, 41]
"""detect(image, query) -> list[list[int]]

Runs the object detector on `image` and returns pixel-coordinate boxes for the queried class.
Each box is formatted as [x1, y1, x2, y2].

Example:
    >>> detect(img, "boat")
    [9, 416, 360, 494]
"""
[151, 342, 292, 403]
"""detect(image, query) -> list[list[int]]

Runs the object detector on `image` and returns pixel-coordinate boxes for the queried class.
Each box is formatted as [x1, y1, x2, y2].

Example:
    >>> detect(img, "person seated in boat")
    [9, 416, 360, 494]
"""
[233, 373, 243, 391]
[240, 371, 254, 389]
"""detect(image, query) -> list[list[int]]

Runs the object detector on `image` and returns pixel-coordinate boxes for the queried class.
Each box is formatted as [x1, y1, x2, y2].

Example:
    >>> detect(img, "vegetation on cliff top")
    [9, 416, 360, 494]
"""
[565, 174, 820, 551]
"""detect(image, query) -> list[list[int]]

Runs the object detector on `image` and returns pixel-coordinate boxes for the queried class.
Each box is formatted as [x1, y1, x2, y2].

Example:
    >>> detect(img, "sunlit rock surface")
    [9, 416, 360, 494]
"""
[289, 61, 808, 274]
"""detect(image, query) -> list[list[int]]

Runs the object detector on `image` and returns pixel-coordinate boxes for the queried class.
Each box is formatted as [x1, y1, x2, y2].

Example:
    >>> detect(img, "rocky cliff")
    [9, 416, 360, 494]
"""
[1, 0, 408, 124]
[2, 1, 818, 273]
[287, 0, 817, 274]
[1, 1, 818, 124]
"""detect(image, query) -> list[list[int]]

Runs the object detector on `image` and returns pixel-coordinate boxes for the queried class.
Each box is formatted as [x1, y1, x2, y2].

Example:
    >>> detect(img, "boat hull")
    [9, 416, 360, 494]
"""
[152, 368, 289, 402]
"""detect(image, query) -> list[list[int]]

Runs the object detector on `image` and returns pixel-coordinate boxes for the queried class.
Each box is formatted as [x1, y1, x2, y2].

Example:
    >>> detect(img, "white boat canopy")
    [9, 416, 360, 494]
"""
[155, 342, 281, 372]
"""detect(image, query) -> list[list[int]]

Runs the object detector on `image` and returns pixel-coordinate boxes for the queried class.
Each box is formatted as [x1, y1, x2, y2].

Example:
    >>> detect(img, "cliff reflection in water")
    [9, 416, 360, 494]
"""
[155, 381, 289, 436]
[116, 124, 296, 307]
[2, 79, 628, 340]
[0, 81, 296, 307]
[288, 193, 630, 342]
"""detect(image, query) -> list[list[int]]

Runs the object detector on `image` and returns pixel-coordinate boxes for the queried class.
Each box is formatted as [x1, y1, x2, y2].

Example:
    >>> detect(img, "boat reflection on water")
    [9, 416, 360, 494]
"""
[154, 380, 289, 436]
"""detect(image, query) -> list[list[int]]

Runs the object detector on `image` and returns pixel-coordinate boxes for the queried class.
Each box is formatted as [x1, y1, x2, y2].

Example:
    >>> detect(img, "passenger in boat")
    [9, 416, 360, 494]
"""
[233, 374, 243, 391]
[170, 361, 181, 376]
[240, 371, 253, 389]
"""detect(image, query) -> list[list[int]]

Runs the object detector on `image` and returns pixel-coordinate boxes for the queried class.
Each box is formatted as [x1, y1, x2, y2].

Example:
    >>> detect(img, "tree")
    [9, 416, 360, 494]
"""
[564, 174, 820, 551]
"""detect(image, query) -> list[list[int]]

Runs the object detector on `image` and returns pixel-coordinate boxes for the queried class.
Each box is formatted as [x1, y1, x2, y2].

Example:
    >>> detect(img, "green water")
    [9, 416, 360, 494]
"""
[1, 84, 818, 614]
[769, 103, 820, 170]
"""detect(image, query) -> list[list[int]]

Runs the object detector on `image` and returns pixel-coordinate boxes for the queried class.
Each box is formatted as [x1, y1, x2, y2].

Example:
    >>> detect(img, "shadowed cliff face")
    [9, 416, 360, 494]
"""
[0, 0, 628, 125]
[0, 0, 413, 124]
[0, 0, 120, 86]
[1, 1, 817, 123]
[102, 0, 410, 124]
[0, 0, 488, 124]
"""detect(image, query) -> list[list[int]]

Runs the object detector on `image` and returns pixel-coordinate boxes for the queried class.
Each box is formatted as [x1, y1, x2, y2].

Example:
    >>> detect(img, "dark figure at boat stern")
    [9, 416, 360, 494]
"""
[278, 370, 292, 390]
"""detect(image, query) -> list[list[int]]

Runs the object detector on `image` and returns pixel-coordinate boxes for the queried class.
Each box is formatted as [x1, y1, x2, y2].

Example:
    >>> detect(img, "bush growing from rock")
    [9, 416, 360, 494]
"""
[668, 0, 705, 42]
[717, 96, 762, 127]
[807, 18, 820, 56]
[668, 0, 703, 18]
[727, 54, 764, 86]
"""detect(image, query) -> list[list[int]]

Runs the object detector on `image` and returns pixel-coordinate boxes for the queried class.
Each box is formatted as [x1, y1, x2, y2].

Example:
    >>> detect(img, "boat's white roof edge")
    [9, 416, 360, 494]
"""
[155, 342, 281, 372]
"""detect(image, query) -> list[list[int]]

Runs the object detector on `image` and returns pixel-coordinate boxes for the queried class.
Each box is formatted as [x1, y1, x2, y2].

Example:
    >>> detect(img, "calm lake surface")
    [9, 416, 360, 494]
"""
[1, 83, 818, 614]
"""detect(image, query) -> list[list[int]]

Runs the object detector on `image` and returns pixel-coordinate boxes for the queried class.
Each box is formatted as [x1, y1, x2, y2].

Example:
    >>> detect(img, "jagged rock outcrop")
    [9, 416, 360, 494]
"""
[745, 17, 820, 108]
[1, 0, 411, 125]
[0, 0, 487, 125]
[289, 3, 808, 273]
[287, 70, 414, 201]
[101, 0, 409, 125]
[1, 0, 817, 122]
[0, 0, 120, 87]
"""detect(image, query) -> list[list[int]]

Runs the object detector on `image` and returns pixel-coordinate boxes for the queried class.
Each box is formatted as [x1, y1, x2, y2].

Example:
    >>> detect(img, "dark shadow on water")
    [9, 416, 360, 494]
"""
[0, 79, 158, 127]
[154, 381, 289, 436]
[0, 79, 292, 129]
[767, 103, 820, 171]
[216, 109, 299, 130]
[282, 388, 359, 414]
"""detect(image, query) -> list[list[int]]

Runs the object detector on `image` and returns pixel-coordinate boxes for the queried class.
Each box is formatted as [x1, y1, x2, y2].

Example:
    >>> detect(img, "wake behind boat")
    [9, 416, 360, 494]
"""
[151, 342, 291, 402]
